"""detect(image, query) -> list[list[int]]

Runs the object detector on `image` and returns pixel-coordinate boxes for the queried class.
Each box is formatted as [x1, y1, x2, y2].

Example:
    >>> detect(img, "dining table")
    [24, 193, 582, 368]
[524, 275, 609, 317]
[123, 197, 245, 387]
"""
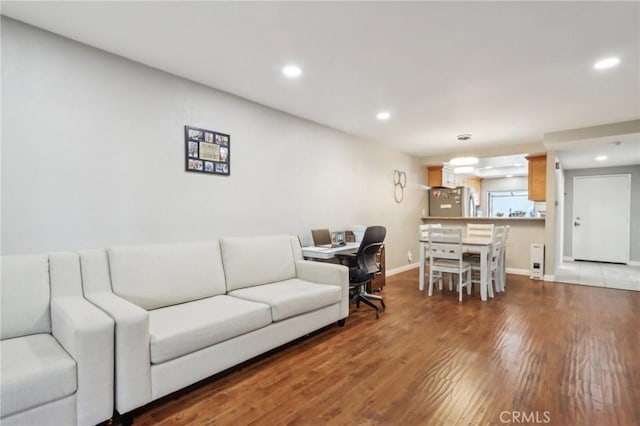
[418, 236, 493, 301]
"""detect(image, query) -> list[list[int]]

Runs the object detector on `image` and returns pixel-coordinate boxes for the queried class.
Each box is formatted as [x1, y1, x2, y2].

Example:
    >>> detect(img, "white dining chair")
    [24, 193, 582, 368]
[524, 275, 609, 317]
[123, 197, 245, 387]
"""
[465, 223, 494, 256]
[467, 223, 494, 239]
[496, 225, 510, 292]
[468, 226, 505, 297]
[428, 227, 472, 302]
[420, 224, 454, 292]
[419, 223, 441, 242]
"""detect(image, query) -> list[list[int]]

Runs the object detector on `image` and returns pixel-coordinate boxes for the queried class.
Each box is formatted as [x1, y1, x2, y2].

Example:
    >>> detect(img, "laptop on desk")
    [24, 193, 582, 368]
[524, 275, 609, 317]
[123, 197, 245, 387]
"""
[311, 229, 346, 248]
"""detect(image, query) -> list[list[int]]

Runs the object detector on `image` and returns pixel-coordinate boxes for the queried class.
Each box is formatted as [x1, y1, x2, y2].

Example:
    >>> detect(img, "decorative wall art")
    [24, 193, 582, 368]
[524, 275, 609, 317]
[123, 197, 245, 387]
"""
[184, 125, 230, 176]
[393, 170, 407, 203]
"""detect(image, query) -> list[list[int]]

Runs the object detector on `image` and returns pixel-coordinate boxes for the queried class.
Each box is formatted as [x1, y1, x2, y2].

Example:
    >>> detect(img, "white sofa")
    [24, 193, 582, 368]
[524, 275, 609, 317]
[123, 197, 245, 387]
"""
[0, 253, 114, 426]
[79, 235, 348, 422]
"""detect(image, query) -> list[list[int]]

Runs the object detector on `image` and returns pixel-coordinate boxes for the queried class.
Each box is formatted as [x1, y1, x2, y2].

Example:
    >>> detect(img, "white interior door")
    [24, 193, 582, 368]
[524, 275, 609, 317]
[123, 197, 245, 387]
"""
[572, 174, 630, 263]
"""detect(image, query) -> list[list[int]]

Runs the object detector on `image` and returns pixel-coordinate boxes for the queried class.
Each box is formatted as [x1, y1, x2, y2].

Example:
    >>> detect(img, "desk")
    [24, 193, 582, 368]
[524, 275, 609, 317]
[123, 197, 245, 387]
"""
[419, 237, 492, 301]
[302, 243, 360, 260]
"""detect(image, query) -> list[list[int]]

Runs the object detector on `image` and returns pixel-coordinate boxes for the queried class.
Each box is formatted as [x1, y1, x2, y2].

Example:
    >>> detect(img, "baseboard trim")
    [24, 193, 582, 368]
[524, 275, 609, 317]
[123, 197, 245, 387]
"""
[544, 274, 555, 282]
[628, 260, 640, 267]
[505, 268, 529, 276]
[386, 263, 419, 277]
[563, 256, 574, 262]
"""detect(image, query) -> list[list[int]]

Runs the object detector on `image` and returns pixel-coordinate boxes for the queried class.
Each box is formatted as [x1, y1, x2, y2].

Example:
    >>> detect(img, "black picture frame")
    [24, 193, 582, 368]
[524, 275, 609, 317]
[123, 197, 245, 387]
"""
[184, 125, 231, 176]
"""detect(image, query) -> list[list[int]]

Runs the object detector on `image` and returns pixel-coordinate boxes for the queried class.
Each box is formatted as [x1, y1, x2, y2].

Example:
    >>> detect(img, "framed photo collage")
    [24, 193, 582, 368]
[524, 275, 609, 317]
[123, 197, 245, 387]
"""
[184, 125, 230, 176]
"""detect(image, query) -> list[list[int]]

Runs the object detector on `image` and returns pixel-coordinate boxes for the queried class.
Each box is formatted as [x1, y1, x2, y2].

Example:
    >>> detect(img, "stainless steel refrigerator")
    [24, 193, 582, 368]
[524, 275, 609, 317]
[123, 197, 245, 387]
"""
[428, 187, 476, 217]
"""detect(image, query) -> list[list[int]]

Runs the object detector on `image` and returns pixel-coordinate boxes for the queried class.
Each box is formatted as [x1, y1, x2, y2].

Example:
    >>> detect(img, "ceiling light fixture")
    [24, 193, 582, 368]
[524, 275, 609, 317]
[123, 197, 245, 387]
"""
[454, 166, 474, 174]
[282, 65, 302, 78]
[450, 156, 479, 166]
[376, 111, 391, 121]
[450, 134, 478, 166]
[484, 166, 493, 170]
[593, 57, 620, 70]
[596, 155, 607, 161]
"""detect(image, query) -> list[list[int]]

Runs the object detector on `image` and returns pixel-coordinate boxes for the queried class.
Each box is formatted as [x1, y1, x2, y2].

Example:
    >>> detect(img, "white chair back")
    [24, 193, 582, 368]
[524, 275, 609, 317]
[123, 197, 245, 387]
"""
[467, 223, 494, 239]
[491, 226, 506, 264]
[428, 227, 464, 265]
[419, 223, 441, 241]
[427, 227, 472, 301]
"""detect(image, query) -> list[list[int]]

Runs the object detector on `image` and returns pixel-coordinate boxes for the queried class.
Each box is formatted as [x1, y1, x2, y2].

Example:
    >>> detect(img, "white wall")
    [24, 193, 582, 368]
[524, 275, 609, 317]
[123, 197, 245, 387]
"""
[554, 159, 564, 271]
[1, 18, 427, 270]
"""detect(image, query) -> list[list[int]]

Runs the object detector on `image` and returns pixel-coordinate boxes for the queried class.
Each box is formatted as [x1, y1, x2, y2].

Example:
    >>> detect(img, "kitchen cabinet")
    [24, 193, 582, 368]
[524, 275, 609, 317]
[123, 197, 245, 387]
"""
[427, 166, 482, 196]
[426, 166, 457, 188]
[466, 176, 482, 195]
[526, 154, 547, 201]
[427, 166, 446, 187]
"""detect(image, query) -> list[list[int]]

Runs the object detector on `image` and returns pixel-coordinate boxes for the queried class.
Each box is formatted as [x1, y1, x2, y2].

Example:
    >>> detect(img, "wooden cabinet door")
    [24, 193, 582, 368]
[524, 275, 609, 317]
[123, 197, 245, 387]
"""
[427, 166, 443, 187]
[527, 154, 547, 201]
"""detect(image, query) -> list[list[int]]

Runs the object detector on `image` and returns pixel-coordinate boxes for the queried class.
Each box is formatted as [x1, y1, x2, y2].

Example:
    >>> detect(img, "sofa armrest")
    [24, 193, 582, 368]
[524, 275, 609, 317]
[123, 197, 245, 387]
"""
[295, 260, 349, 319]
[85, 291, 152, 414]
[51, 296, 114, 426]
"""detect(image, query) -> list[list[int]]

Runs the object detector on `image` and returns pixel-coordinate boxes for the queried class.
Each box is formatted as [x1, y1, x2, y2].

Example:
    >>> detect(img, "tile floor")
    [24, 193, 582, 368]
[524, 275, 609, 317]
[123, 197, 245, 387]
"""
[554, 260, 640, 291]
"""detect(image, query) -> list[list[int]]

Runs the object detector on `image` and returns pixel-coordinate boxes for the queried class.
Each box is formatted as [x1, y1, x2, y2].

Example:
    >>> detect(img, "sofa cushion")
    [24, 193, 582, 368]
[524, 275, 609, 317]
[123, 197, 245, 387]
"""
[229, 278, 342, 322]
[108, 241, 226, 310]
[148, 295, 272, 364]
[221, 236, 296, 291]
[0, 334, 77, 418]
[1, 255, 51, 340]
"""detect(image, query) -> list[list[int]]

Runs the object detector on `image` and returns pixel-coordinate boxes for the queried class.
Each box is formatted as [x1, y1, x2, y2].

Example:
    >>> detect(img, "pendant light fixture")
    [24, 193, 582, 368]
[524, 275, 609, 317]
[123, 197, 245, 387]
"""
[450, 134, 478, 168]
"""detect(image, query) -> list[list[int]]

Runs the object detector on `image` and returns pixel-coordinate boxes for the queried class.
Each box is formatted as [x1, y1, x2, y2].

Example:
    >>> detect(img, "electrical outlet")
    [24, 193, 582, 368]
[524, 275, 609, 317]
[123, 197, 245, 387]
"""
[408, 250, 413, 262]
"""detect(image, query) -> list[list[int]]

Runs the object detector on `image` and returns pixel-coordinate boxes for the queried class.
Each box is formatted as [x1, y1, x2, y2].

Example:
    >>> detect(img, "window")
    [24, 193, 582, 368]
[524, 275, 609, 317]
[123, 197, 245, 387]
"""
[488, 190, 534, 217]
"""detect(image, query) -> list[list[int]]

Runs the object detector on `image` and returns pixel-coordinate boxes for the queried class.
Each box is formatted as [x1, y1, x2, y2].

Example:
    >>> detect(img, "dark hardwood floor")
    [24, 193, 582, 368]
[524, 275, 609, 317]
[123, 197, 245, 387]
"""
[134, 270, 640, 426]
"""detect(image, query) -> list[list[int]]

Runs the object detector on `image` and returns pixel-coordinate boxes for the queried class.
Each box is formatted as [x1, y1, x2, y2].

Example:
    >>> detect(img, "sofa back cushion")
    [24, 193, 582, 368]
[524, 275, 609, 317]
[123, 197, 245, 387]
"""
[1, 254, 51, 339]
[108, 241, 226, 310]
[221, 235, 297, 291]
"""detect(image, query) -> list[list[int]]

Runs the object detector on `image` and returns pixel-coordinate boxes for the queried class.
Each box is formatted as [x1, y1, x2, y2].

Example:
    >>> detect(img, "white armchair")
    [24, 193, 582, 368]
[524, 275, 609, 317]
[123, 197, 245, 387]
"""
[0, 253, 114, 426]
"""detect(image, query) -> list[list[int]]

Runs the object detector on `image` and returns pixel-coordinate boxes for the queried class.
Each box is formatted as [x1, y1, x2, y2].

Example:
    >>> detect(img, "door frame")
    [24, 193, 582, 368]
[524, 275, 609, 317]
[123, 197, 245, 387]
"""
[571, 173, 631, 264]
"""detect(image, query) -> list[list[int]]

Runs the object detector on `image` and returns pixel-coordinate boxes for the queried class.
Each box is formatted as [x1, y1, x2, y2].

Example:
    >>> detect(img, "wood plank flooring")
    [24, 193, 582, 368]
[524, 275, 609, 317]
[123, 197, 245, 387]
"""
[134, 270, 640, 425]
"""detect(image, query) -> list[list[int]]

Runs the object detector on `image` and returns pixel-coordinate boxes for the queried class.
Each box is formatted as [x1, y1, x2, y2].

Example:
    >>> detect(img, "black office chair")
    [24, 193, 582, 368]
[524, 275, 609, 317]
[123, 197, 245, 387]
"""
[346, 225, 386, 319]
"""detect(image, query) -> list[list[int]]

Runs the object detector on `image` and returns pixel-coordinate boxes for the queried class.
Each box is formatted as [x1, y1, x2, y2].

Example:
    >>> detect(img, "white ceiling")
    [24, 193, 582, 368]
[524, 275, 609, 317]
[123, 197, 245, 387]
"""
[2, 1, 640, 158]
[556, 134, 640, 170]
[460, 154, 529, 179]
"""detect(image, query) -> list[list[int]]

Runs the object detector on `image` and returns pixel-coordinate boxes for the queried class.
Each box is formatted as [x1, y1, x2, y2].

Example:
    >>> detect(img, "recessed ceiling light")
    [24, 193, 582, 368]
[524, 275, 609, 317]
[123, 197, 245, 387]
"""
[376, 111, 391, 121]
[594, 57, 620, 70]
[282, 65, 302, 78]
[596, 155, 607, 161]
[506, 174, 514, 178]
